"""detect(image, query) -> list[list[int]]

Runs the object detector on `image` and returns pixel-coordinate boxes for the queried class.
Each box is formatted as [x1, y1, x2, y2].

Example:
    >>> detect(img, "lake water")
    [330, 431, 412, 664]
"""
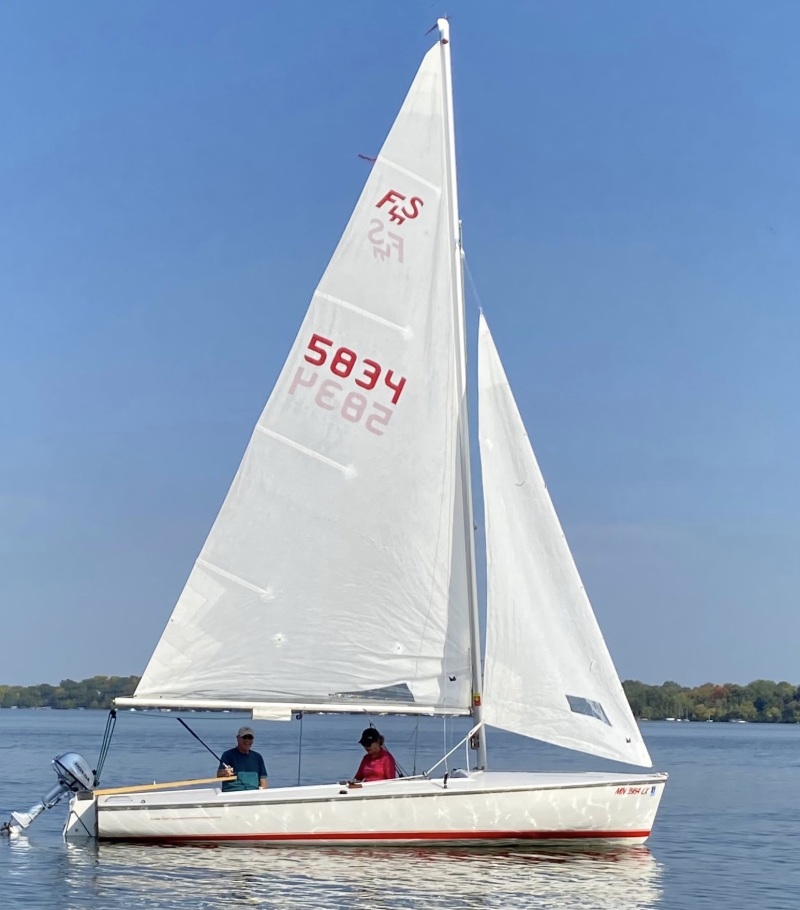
[1, 710, 798, 908]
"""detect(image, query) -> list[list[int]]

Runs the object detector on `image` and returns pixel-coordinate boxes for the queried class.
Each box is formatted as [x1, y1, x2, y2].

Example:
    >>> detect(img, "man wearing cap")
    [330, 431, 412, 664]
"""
[217, 726, 268, 792]
[351, 727, 397, 784]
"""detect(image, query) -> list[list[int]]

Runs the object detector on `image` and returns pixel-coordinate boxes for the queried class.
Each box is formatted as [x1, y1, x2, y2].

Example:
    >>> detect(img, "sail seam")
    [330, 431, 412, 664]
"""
[315, 292, 412, 337]
[376, 156, 441, 192]
[255, 426, 356, 477]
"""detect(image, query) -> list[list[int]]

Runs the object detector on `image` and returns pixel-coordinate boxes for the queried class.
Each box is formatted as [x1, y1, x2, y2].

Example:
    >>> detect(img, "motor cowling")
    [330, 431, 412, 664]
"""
[52, 753, 94, 794]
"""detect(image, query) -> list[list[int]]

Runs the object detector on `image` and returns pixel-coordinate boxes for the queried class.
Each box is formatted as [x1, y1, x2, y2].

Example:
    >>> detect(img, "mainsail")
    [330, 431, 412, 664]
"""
[478, 315, 652, 766]
[129, 41, 473, 716]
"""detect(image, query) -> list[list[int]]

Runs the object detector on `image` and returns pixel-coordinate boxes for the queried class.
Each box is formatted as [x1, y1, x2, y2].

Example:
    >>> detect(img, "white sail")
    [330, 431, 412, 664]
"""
[478, 315, 652, 766]
[131, 42, 472, 715]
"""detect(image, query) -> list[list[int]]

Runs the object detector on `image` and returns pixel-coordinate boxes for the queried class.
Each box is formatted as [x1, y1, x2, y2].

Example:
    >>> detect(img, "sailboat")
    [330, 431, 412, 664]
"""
[63, 20, 666, 846]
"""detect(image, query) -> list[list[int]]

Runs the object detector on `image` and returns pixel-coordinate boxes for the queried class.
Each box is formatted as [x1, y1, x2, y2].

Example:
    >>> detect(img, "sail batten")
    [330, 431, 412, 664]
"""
[478, 315, 652, 767]
[377, 156, 442, 191]
[314, 292, 413, 335]
[254, 426, 356, 475]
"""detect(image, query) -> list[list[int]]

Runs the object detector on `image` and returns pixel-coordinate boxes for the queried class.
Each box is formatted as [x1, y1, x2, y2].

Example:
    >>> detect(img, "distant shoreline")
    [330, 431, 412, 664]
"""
[2, 675, 799, 723]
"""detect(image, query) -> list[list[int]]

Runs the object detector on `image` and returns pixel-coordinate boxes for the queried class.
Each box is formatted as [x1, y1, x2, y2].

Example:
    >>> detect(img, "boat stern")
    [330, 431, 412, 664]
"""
[64, 791, 97, 840]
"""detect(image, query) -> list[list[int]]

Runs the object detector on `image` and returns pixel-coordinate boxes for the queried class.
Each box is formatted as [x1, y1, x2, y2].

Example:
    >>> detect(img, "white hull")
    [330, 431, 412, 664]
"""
[65, 770, 667, 848]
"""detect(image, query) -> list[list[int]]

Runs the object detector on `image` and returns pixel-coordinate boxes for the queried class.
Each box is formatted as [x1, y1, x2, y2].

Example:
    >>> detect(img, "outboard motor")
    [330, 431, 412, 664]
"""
[2, 753, 94, 837]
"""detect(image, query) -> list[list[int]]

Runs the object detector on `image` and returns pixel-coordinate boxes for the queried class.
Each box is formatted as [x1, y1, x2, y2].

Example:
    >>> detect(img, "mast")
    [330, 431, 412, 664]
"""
[437, 18, 487, 769]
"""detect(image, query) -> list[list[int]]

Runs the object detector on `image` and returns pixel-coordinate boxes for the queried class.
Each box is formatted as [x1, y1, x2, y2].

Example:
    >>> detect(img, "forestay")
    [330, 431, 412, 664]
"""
[478, 315, 652, 766]
[128, 42, 472, 715]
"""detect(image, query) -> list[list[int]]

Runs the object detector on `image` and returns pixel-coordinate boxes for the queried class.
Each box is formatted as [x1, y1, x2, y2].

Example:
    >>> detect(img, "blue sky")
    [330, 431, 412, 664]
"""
[2, 1, 798, 688]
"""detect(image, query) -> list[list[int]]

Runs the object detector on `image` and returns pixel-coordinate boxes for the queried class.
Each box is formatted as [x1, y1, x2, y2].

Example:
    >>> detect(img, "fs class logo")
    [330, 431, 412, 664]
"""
[368, 188, 425, 262]
[375, 189, 424, 226]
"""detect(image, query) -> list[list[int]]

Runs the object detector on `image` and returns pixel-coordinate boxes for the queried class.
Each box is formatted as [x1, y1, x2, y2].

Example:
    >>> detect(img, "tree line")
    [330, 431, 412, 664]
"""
[622, 679, 800, 723]
[1, 676, 799, 722]
[0, 676, 140, 710]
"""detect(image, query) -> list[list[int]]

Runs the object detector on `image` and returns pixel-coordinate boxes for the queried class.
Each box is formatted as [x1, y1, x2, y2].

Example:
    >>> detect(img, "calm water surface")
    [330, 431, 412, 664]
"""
[1, 710, 798, 908]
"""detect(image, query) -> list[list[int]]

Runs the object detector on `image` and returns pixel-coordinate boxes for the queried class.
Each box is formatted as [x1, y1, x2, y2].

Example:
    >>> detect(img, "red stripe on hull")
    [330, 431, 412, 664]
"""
[105, 828, 651, 843]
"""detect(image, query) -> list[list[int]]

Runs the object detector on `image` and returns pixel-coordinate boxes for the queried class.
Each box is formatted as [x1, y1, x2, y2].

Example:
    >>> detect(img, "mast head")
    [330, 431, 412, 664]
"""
[437, 18, 450, 45]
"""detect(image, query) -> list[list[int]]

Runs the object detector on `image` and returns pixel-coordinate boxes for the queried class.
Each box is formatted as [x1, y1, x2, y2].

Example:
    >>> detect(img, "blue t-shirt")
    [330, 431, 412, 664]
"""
[219, 748, 268, 791]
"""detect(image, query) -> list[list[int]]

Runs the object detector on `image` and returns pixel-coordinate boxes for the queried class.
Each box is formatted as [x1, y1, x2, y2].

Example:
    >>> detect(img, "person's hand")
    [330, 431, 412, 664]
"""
[223, 764, 234, 777]
[347, 781, 362, 789]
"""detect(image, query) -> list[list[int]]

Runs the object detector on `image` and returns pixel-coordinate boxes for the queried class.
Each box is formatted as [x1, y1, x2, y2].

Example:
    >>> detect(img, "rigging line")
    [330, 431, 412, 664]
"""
[296, 712, 304, 786]
[176, 717, 225, 765]
[427, 721, 484, 777]
[463, 255, 486, 315]
[94, 708, 117, 786]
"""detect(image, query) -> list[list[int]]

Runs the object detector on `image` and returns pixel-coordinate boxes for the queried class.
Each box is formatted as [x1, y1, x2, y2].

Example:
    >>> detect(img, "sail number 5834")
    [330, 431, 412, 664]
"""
[289, 369, 393, 435]
[304, 334, 406, 405]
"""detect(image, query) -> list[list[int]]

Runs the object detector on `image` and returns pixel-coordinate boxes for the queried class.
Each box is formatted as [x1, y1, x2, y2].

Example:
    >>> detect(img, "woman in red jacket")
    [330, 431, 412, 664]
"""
[351, 727, 397, 783]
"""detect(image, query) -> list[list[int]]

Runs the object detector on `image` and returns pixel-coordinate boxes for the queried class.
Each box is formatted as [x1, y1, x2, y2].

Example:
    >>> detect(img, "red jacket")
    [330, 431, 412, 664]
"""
[354, 748, 397, 782]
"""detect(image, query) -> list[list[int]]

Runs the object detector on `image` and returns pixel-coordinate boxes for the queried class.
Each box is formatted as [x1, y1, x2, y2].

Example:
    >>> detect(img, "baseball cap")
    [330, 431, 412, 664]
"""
[237, 726, 255, 738]
[358, 728, 381, 746]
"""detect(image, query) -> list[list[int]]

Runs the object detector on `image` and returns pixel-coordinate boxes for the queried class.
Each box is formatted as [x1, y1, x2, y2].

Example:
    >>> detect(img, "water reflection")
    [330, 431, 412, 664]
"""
[62, 841, 664, 909]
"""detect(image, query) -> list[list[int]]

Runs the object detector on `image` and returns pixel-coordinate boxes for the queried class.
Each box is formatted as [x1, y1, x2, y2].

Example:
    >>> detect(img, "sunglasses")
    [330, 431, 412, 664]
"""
[240, 735, 254, 741]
